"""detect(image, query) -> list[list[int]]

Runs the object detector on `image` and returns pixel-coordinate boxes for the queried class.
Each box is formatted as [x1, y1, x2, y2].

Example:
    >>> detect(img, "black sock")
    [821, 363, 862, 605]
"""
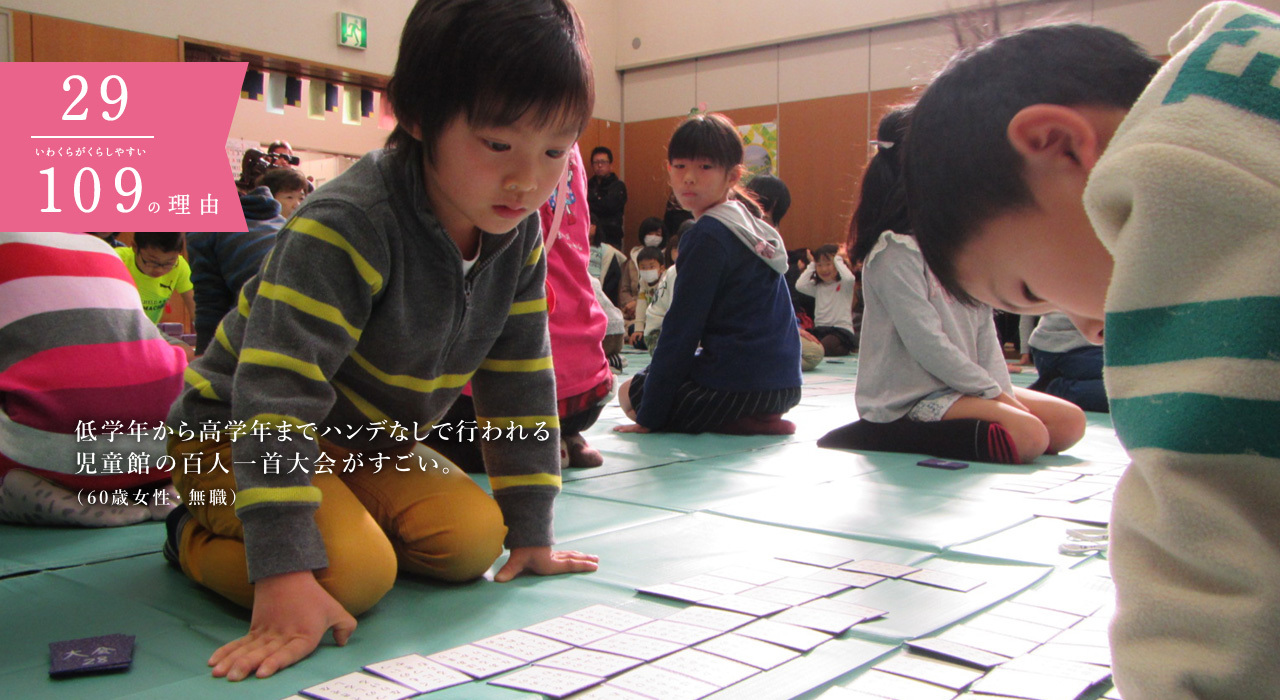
[817, 418, 1020, 464]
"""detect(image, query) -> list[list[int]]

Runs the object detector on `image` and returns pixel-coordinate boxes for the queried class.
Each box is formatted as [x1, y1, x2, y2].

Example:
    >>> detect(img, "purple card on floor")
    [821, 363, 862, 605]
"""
[49, 634, 135, 676]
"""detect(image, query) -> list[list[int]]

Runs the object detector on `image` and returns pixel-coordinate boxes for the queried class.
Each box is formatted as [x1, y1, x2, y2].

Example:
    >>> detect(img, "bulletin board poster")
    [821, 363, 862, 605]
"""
[738, 122, 778, 182]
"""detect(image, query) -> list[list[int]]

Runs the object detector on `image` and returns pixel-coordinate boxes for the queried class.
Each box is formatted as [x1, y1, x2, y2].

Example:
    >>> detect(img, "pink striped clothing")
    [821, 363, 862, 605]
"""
[0, 233, 187, 490]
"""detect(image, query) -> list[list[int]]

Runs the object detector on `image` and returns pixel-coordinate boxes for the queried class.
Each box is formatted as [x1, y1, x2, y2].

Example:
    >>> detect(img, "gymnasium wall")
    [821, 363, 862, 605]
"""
[605, 0, 1227, 254]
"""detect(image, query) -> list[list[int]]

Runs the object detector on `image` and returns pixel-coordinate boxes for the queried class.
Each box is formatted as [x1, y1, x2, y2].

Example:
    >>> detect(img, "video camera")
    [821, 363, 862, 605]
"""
[267, 151, 301, 167]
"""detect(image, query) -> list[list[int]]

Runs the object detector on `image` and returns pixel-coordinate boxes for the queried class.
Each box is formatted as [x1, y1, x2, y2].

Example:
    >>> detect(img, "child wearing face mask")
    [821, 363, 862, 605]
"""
[627, 246, 666, 349]
[620, 217, 666, 323]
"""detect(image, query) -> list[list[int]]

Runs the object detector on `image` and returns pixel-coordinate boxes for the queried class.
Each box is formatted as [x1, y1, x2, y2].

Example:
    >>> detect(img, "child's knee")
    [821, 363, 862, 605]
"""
[618, 378, 637, 420]
[1049, 404, 1087, 453]
[1004, 416, 1051, 463]
[397, 493, 507, 583]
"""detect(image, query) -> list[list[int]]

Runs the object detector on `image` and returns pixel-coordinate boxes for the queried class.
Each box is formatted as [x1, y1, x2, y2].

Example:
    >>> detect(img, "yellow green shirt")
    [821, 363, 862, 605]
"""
[116, 248, 193, 323]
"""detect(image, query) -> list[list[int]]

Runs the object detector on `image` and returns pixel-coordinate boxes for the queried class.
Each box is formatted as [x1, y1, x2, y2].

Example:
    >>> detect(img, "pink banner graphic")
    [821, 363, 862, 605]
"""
[0, 62, 247, 232]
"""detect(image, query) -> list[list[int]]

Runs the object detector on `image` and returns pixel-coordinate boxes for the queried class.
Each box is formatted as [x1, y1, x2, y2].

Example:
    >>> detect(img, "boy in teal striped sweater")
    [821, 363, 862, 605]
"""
[904, 3, 1280, 697]
[166, 0, 598, 682]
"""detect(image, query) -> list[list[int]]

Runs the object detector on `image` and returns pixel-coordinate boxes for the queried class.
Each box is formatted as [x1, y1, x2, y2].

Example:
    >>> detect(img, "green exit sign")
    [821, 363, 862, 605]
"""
[338, 12, 367, 50]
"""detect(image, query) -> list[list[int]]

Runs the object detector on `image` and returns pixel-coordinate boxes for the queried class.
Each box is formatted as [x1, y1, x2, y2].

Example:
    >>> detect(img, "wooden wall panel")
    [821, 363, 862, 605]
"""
[11, 10, 32, 61]
[581, 117, 622, 166]
[32, 14, 178, 62]
[621, 115, 682, 251]
[777, 93, 867, 253]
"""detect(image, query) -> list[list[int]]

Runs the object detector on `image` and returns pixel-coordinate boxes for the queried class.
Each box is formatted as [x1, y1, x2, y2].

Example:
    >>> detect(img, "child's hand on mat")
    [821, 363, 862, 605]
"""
[494, 546, 599, 582]
[209, 570, 356, 681]
[613, 423, 651, 433]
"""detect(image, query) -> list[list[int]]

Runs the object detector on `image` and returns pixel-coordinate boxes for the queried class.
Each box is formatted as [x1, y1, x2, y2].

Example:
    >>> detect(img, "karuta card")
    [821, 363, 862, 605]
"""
[572, 685, 651, 699]
[1031, 642, 1113, 666]
[775, 551, 855, 569]
[806, 568, 887, 588]
[735, 619, 832, 652]
[473, 629, 571, 662]
[709, 565, 785, 586]
[696, 633, 800, 670]
[843, 669, 960, 700]
[1049, 627, 1110, 648]
[816, 688, 890, 700]
[771, 605, 864, 635]
[427, 644, 526, 678]
[700, 593, 790, 617]
[628, 620, 721, 646]
[906, 637, 1008, 670]
[874, 654, 985, 691]
[965, 613, 1063, 644]
[674, 574, 756, 595]
[969, 667, 1094, 700]
[636, 583, 717, 603]
[767, 576, 852, 596]
[607, 664, 720, 700]
[663, 606, 755, 632]
[653, 649, 759, 688]
[902, 568, 985, 593]
[939, 625, 1041, 658]
[363, 654, 470, 693]
[585, 633, 685, 662]
[536, 648, 642, 677]
[1014, 589, 1108, 617]
[802, 597, 888, 621]
[988, 602, 1083, 629]
[1030, 481, 1110, 502]
[523, 617, 615, 646]
[488, 666, 604, 698]
[565, 605, 654, 632]
[301, 672, 417, 700]
[738, 585, 821, 607]
[839, 559, 921, 578]
[1001, 654, 1111, 685]
[49, 634, 135, 676]
[759, 558, 827, 578]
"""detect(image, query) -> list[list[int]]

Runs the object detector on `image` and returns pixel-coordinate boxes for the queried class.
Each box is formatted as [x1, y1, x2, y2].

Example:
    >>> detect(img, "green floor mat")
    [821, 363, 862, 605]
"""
[708, 477, 1035, 550]
[0, 520, 163, 578]
[562, 460, 798, 513]
[0, 346, 1137, 699]
[951, 516, 1108, 568]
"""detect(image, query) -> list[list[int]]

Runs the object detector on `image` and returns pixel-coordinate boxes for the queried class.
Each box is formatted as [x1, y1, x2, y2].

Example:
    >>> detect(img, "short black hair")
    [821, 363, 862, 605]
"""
[669, 113, 762, 217]
[744, 175, 791, 224]
[591, 146, 613, 162]
[134, 232, 184, 252]
[813, 244, 839, 261]
[638, 217, 663, 237]
[385, 0, 594, 166]
[905, 22, 1159, 303]
[637, 246, 665, 265]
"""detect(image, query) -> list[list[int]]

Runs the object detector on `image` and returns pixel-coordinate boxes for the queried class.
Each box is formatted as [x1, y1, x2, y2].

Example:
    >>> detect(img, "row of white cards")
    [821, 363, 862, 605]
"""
[288, 551, 991, 700]
[291, 599, 827, 700]
[820, 573, 1118, 700]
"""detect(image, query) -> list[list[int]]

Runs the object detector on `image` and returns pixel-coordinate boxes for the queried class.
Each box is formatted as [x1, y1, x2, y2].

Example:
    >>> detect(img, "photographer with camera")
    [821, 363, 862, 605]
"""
[267, 139, 300, 168]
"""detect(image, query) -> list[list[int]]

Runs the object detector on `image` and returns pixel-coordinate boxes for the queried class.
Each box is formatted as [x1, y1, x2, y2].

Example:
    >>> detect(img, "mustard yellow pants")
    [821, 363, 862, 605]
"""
[171, 439, 506, 614]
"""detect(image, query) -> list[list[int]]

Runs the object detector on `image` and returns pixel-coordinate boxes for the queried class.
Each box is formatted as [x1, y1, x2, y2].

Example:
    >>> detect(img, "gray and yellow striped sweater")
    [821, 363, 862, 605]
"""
[169, 149, 561, 582]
